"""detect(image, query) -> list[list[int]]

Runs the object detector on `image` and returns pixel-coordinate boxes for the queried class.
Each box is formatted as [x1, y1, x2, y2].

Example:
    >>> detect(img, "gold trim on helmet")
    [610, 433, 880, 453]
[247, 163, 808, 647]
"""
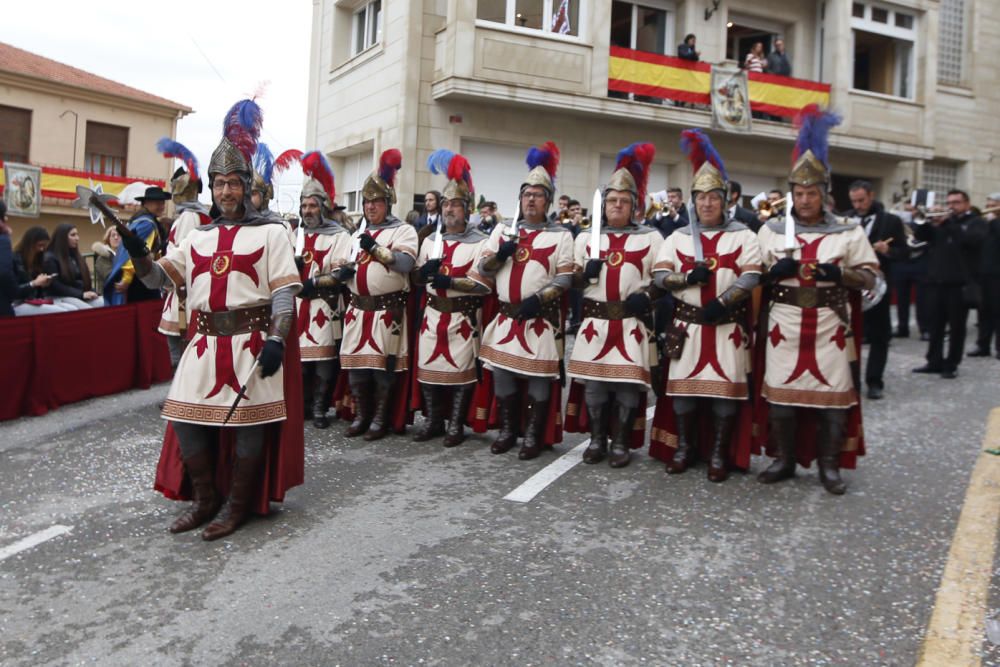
[361, 173, 396, 205]
[442, 178, 473, 205]
[691, 162, 727, 194]
[170, 171, 199, 204]
[606, 168, 637, 197]
[522, 165, 555, 197]
[789, 149, 828, 188]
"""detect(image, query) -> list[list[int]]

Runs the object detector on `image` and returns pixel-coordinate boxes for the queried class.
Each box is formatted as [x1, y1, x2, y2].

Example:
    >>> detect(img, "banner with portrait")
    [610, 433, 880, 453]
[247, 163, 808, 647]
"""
[710, 65, 752, 133]
[3, 162, 42, 217]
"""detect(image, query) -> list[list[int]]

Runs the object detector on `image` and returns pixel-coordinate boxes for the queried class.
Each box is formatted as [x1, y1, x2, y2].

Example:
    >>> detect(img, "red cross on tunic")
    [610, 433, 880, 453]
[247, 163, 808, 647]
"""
[349, 228, 393, 355]
[587, 233, 649, 363]
[677, 231, 743, 381]
[424, 240, 475, 369]
[188, 225, 266, 399]
[496, 229, 558, 354]
[299, 232, 332, 282]
[782, 234, 831, 386]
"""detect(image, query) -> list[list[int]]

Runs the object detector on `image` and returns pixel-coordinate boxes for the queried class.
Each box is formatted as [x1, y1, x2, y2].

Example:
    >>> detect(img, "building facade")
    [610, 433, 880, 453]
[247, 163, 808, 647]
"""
[0, 41, 191, 246]
[308, 0, 1000, 216]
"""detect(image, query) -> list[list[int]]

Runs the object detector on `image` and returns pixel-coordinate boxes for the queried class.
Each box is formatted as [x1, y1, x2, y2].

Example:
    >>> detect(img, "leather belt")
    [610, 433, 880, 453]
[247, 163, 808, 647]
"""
[771, 285, 846, 310]
[196, 305, 270, 336]
[673, 299, 746, 326]
[498, 299, 560, 321]
[582, 298, 628, 320]
[350, 290, 408, 311]
[427, 294, 482, 318]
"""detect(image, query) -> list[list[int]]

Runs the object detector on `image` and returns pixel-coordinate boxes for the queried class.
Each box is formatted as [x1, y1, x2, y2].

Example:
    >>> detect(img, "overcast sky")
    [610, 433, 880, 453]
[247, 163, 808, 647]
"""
[2, 0, 312, 213]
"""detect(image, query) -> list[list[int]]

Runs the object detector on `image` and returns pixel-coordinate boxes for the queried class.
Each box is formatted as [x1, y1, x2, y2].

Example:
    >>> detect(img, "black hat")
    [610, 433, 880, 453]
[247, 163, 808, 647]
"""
[332, 203, 347, 212]
[136, 186, 172, 202]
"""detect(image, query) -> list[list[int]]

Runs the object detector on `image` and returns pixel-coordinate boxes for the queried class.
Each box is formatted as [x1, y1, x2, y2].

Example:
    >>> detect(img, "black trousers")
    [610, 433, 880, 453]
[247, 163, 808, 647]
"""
[977, 276, 1000, 353]
[925, 284, 968, 371]
[893, 257, 929, 335]
[863, 296, 891, 388]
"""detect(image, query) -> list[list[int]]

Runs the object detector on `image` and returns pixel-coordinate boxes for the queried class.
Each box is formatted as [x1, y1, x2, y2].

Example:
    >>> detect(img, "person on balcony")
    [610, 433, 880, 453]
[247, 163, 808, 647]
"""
[766, 39, 792, 77]
[744, 42, 765, 73]
[677, 34, 700, 62]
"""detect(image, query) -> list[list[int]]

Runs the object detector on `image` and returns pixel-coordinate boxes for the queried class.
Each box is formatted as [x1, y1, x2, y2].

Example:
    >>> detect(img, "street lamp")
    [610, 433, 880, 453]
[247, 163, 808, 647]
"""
[59, 109, 79, 169]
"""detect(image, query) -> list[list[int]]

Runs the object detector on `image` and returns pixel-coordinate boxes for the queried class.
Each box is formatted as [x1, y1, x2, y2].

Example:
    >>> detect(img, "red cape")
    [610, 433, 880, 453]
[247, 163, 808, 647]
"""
[563, 378, 647, 449]
[749, 287, 866, 469]
[153, 320, 305, 516]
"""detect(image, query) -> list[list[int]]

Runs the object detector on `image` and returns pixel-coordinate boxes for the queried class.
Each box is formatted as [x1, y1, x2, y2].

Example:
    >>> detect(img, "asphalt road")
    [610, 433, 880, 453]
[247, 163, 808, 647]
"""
[1, 334, 998, 666]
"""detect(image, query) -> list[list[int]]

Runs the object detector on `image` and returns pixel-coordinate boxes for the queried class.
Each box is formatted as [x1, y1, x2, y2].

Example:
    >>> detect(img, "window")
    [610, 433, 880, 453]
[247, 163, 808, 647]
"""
[851, 2, 916, 99]
[923, 161, 959, 202]
[351, 0, 382, 56]
[609, 1, 674, 102]
[477, 0, 580, 37]
[0, 105, 31, 163]
[339, 151, 368, 213]
[84, 121, 128, 176]
[938, 0, 964, 85]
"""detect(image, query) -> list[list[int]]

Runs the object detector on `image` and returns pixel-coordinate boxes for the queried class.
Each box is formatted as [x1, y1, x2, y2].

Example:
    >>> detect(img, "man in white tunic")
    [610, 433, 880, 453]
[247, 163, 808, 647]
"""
[411, 150, 491, 446]
[568, 142, 661, 469]
[650, 130, 761, 482]
[755, 106, 880, 495]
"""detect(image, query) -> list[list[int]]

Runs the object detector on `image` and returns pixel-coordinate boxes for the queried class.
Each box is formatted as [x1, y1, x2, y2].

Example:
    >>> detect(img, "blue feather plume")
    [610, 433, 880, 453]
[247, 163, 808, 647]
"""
[223, 98, 263, 162]
[155, 137, 200, 182]
[793, 104, 842, 168]
[427, 149, 456, 176]
[254, 142, 275, 184]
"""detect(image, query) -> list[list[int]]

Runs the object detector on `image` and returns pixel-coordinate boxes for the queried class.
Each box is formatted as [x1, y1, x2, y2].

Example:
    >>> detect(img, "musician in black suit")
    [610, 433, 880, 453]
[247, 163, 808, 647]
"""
[728, 181, 761, 232]
[847, 181, 907, 398]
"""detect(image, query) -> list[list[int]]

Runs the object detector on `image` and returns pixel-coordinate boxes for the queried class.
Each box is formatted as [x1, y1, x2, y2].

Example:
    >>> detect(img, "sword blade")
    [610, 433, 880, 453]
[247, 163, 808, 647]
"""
[688, 200, 704, 263]
[222, 358, 260, 425]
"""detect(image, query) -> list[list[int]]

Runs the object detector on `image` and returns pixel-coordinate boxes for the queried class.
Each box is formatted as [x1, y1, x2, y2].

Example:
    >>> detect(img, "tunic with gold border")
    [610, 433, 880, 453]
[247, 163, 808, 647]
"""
[157, 208, 210, 335]
[470, 221, 575, 378]
[156, 222, 301, 426]
[340, 219, 418, 372]
[567, 225, 662, 388]
[297, 225, 352, 361]
[654, 224, 762, 399]
[758, 218, 879, 408]
[415, 226, 489, 385]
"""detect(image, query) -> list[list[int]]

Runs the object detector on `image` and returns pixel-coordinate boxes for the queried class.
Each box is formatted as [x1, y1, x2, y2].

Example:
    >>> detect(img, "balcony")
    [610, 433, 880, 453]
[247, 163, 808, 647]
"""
[0, 159, 165, 211]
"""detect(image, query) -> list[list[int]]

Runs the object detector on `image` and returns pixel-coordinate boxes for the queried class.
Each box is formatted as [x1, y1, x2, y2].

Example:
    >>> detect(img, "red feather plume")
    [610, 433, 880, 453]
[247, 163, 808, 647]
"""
[274, 149, 303, 175]
[301, 150, 336, 202]
[378, 149, 402, 187]
[614, 142, 656, 209]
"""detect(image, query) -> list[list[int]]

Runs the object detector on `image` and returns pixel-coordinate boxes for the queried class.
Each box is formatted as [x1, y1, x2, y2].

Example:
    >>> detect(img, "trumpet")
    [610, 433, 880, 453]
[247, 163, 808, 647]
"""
[756, 198, 786, 220]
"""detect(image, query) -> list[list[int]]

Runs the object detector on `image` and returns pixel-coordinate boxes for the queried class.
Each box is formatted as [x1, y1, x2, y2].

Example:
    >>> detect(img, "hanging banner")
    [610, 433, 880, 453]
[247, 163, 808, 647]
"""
[3, 162, 41, 218]
[711, 64, 752, 132]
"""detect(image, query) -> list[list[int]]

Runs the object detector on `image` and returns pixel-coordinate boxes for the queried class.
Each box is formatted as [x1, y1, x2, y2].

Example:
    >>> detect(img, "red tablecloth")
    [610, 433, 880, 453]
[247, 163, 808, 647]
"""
[0, 300, 172, 420]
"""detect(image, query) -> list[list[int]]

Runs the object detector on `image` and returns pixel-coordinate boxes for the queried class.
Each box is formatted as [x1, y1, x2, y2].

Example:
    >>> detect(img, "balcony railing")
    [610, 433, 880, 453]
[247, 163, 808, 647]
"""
[607, 46, 831, 119]
[0, 160, 164, 204]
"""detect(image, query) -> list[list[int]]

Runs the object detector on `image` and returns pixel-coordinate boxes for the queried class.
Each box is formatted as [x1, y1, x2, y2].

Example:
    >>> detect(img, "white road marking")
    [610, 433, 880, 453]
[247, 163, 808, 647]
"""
[0, 525, 73, 562]
[503, 405, 656, 503]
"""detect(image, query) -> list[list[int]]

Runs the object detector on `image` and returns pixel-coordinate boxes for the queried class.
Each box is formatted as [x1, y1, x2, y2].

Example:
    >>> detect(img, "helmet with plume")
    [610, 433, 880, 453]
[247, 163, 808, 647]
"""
[362, 149, 402, 205]
[207, 98, 263, 181]
[427, 149, 474, 209]
[251, 142, 276, 209]
[521, 141, 560, 200]
[298, 150, 336, 214]
[606, 142, 655, 217]
[156, 137, 202, 203]
[789, 104, 842, 189]
[680, 129, 728, 196]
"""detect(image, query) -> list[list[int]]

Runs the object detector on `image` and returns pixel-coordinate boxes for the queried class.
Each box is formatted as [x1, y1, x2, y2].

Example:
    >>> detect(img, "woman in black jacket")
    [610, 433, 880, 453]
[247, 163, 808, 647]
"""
[42, 223, 102, 309]
[11, 225, 64, 315]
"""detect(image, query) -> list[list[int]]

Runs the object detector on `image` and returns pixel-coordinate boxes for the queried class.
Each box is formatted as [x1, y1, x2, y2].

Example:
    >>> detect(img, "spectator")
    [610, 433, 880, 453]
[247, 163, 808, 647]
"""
[12, 225, 63, 315]
[727, 181, 760, 230]
[565, 199, 583, 235]
[43, 223, 103, 309]
[477, 200, 500, 234]
[91, 226, 121, 291]
[415, 190, 442, 232]
[107, 186, 169, 305]
[744, 42, 765, 73]
[766, 39, 792, 76]
[678, 34, 700, 62]
[0, 201, 15, 317]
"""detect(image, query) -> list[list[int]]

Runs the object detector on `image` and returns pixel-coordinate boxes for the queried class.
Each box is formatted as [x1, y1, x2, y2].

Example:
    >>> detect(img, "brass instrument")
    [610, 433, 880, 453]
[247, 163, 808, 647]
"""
[577, 217, 592, 230]
[756, 198, 786, 220]
[644, 199, 664, 219]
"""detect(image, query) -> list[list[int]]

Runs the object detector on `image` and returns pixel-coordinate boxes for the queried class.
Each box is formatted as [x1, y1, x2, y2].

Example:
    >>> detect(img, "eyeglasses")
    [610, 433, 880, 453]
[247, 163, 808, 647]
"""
[605, 197, 631, 206]
[521, 192, 546, 200]
[213, 179, 244, 191]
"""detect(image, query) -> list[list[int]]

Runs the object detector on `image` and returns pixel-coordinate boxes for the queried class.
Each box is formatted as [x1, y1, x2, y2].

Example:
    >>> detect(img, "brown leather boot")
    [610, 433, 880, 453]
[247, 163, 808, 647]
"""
[758, 415, 797, 484]
[201, 454, 261, 541]
[817, 411, 848, 495]
[518, 397, 549, 460]
[608, 403, 637, 469]
[707, 414, 736, 482]
[443, 385, 474, 447]
[345, 380, 374, 437]
[490, 396, 519, 454]
[666, 411, 697, 474]
[582, 403, 608, 464]
[169, 450, 221, 533]
[413, 383, 446, 442]
[312, 375, 331, 429]
[364, 381, 393, 441]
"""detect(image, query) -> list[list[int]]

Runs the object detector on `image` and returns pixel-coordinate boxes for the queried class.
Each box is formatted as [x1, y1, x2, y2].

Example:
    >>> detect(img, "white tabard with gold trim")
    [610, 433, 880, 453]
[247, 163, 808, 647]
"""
[340, 220, 418, 372]
[297, 226, 351, 361]
[415, 227, 489, 385]
[654, 225, 762, 399]
[470, 221, 575, 378]
[158, 208, 209, 335]
[758, 221, 878, 408]
[156, 222, 302, 426]
[567, 226, 662, 387]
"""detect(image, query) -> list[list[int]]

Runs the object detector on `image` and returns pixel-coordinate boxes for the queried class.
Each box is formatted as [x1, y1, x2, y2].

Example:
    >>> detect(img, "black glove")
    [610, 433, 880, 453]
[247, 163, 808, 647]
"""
[495, 240, 518, 262]
[295, 256, 306, 272]
[419, 258, 443, 279]
[120, 227, 149, 259]
[258, 339, 284, 378]
[337, 265, 356, 282]
[516, 295, 541, 320]
[359, 233, 377, 252]
[814, 263, 842, 284]
[430, 273, 452, 290]
[299, 278, 316, 299]
[624, 292, 651, 317]
[702, 298, 728, 324]
[583, 259, 603, 280]
[769, 257, 799, 280]
[686, 265, 711, 285]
